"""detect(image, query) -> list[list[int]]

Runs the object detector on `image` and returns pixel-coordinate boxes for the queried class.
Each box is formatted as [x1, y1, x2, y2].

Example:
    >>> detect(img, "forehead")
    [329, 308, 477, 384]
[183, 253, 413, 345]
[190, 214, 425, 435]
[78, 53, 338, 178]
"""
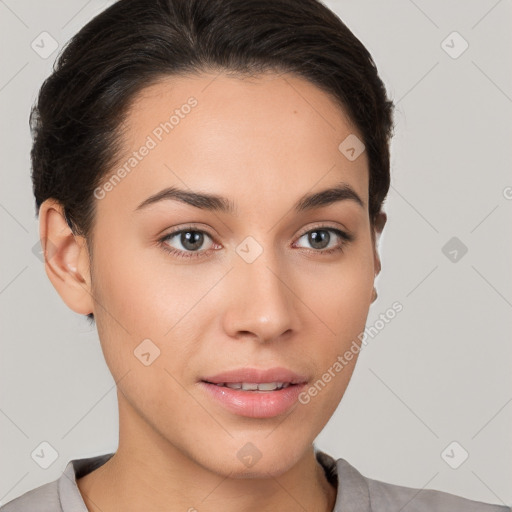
[98, 71, 369, 217]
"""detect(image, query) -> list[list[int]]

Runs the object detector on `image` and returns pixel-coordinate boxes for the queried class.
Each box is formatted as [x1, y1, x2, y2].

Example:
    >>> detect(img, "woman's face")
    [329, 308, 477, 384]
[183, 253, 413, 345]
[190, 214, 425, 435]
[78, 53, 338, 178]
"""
[84, 71, 381, 476]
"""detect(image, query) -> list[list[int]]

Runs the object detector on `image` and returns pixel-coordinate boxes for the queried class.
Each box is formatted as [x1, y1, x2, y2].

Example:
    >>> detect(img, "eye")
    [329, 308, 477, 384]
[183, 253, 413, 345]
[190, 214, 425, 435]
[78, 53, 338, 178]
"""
[294, 226, 352, 255]
[159, 227, 217, 259]
[158, 224, 353, 260]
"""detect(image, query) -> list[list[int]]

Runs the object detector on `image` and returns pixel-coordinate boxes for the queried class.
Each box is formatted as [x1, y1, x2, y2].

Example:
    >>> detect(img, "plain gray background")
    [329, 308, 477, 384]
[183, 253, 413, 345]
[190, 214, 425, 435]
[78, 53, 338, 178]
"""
[1, 0, 511, 507]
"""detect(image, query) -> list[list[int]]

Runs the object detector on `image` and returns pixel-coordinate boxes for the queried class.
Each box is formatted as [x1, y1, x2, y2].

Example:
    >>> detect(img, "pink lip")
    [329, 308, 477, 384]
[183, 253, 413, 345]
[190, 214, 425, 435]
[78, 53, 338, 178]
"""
[199, 367, 308, 419]
[202, 367, 308, 385]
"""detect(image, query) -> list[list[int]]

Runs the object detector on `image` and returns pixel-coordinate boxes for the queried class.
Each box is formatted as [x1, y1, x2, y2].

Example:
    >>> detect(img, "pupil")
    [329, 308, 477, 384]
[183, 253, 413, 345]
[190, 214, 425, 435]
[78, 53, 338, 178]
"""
[309, 230, 329, 249]
[182, 231, 203, 251]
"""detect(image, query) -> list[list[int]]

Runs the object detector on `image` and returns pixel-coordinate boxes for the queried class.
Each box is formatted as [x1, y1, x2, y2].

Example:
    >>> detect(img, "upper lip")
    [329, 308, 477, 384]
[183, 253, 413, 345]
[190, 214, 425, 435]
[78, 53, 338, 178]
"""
[202, 367, 308, 385]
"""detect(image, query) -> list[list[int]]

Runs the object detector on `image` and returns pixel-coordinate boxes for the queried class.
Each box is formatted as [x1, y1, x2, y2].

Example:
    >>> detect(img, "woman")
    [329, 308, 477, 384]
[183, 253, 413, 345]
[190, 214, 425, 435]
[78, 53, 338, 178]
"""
[1, 0, 509, 511]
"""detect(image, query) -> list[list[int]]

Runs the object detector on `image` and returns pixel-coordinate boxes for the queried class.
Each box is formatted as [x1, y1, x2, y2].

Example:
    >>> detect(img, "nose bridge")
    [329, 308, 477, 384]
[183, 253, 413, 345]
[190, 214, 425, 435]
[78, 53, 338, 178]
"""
[223, 237, 297, 342]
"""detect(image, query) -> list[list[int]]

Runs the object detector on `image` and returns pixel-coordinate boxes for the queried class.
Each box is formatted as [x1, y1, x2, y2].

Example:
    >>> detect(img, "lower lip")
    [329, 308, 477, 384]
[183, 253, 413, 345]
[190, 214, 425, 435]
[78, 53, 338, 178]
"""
[200, 382, 306, 418]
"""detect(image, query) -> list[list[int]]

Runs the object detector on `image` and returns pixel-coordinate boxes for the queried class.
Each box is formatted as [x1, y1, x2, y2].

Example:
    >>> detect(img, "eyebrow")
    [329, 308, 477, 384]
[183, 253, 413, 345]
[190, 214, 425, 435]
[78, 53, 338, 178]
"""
[134, 181, 364, 214]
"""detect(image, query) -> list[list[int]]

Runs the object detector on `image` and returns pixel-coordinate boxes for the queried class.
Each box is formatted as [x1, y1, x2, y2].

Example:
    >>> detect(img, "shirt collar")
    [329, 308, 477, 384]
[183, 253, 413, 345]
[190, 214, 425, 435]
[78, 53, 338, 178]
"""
[59, 452, 115, 512]
[316, 450, 371, 512]
[58, 450, 370, 512]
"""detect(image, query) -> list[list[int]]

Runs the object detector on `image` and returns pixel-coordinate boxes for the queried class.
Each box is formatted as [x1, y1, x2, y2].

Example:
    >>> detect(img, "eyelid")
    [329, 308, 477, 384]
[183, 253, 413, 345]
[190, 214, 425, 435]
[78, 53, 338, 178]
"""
[158, 222, 215, 237]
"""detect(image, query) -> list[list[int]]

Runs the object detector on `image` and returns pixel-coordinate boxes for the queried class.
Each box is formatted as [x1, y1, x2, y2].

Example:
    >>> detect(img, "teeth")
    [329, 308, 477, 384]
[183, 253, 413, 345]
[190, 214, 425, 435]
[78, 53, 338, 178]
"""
[256, 382, 281, 391]
[220, 382, 290, 391]
[225, 382, 243, 390]
[241, 382, 259, 391]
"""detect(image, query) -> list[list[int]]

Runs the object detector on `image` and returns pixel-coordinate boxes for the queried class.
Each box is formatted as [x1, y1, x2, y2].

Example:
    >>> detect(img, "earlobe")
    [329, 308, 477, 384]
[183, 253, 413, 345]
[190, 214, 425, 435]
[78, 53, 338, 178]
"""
[39, 199, 94, 316]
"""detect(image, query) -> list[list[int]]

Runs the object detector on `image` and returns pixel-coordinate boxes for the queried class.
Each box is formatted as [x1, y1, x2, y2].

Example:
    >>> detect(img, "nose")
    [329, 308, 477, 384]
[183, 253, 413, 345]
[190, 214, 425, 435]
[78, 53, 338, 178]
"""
[221, 247, 299, 343]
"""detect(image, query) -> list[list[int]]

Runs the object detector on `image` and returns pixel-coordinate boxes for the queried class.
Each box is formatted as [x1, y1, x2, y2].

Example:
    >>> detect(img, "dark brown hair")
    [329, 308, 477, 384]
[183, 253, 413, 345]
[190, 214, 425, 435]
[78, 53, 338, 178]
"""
[30, 0, 395, 319]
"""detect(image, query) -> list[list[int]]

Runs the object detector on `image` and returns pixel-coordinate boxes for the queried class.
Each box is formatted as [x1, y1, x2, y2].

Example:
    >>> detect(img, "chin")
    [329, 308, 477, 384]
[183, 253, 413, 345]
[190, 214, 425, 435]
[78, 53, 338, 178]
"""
[194, 438, 309, 480]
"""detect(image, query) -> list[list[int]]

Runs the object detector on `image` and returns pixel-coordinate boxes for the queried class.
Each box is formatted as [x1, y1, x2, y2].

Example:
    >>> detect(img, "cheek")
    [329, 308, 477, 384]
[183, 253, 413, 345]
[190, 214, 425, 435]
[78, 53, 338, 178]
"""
[91, 226, 374, 362]
[91, 233, 201, 336]
[89, 235, 227, 387]
[296, 239, 374, 406]
[89, 243, 200, 422]
[300, 241, 374, 336]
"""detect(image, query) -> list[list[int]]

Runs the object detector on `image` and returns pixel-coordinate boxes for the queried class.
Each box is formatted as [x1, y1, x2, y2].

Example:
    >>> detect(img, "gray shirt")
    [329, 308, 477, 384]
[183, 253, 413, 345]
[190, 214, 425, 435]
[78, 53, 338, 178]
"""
[1, 450, 510, 511]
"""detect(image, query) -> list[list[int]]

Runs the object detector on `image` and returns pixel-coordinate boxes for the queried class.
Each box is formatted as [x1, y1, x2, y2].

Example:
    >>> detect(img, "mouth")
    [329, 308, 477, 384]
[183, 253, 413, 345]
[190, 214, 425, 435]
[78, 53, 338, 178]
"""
[199, 367, 308, 418]
[202, 367, 308, 386]
[203, 381, 294, 391]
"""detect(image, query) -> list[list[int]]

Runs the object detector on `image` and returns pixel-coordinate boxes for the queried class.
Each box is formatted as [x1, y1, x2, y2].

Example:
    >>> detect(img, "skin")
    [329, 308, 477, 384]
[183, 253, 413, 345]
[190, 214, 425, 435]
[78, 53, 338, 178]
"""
[40, 71, 385, 512]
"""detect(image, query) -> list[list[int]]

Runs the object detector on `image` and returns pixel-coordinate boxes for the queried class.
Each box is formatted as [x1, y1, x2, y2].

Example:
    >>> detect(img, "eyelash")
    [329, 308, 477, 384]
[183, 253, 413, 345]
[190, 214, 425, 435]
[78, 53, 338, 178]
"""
[158, 224, 353, 260]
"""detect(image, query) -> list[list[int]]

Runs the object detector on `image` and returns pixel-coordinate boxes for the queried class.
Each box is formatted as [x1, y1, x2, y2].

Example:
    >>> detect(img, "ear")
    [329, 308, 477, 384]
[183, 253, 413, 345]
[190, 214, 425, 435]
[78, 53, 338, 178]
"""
[39, 199, 94, 316]
[371, 211, 387, 277]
